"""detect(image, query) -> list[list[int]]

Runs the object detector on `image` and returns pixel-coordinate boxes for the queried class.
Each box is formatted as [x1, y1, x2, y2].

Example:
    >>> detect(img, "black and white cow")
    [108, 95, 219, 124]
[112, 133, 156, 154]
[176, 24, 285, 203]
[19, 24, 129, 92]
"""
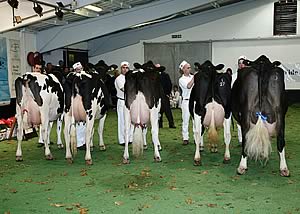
[190, 60, 232, 166]
[15, 72, 64, 161]
[122, 61, 163, 164]
[63, 65, 111, 165]
[232, 55, 289, 176]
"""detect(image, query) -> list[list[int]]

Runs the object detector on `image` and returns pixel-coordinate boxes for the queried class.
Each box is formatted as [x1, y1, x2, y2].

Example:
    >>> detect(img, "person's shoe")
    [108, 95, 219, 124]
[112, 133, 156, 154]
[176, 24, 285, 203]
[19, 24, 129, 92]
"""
[77, 144, 86, 150]
[37, 143, 44, 148]
[169, 124, 176, 128]
[183, 140, 189, 145]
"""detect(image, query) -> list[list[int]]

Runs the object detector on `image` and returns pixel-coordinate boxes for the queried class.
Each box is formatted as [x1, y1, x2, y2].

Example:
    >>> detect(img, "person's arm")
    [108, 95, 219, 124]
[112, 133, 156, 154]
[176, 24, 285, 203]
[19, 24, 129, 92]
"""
[115, 77, 125, 91]
[187, 76, 194, 89]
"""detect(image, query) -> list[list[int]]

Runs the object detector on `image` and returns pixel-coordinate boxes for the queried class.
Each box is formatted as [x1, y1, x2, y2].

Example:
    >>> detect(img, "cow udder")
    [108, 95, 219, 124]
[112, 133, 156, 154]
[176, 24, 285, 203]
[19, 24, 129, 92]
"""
[130, 92, 150, 125]
[203, 101, 225, 128]
[23, 95, 41, 126]
[72, 95, 87, 121]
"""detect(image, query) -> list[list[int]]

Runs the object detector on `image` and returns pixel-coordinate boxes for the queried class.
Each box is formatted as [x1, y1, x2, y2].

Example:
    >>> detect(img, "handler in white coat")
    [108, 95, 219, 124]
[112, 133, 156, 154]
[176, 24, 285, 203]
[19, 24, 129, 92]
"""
[115, 61, 131, 146]
[178, 60, 194, 145]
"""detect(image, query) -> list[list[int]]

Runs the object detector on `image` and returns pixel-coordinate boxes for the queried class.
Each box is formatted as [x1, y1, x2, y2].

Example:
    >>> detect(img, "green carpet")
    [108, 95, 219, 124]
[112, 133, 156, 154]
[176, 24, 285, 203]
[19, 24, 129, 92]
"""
[1, 105, 300, 214]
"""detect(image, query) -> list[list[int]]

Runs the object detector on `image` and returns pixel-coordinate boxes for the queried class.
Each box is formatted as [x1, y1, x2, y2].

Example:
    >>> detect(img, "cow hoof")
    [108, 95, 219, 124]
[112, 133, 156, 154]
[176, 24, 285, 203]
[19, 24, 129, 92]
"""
[16, 156, 23, 162]
[123, 158, 130, 164]
[46, 154, 53, 160]
[280, 169, 290, 177]
[223, 158, 231, 164]
[154, 156, 162, 162]
[57, 144, 64, 149]
[85, 159, 93, 165]
[237, 167, 247, 175]
[199, 146, 204, 152]
[66, 158, 73, 164]
[193, 159, 201, 166]
[99, 145, 106, 151]
[143, 145, 148, 150]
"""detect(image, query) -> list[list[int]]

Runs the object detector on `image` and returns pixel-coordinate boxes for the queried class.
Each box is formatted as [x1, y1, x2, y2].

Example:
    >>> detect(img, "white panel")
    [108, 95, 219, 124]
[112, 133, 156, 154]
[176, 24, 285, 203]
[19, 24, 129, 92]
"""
[213, 38, 300, 89]
[151, 2, 274, 42]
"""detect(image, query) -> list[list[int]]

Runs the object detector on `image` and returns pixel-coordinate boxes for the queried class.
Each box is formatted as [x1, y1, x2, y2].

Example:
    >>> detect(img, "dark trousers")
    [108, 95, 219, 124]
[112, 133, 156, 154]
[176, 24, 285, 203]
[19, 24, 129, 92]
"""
[159, 95, 175, 128]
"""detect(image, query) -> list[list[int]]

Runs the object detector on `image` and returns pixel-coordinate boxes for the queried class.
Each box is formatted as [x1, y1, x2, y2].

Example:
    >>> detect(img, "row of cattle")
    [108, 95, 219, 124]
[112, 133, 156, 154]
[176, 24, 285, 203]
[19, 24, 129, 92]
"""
[14, 55, 289, 177]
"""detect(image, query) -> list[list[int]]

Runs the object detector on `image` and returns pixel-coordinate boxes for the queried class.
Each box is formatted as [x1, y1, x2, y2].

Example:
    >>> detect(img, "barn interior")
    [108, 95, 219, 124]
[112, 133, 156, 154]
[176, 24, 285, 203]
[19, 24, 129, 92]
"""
[0, 0, 300, 213]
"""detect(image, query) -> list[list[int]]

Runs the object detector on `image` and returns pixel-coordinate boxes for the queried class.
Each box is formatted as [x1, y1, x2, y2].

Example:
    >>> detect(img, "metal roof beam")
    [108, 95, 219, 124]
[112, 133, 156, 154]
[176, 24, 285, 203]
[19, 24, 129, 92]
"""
[37, 0, 214, 52]
[88, 0, 268, 57]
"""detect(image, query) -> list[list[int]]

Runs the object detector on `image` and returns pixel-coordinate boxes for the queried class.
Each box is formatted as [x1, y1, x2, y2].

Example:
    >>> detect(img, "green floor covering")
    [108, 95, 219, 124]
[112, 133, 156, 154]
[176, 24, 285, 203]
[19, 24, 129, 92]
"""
[1, 106, 300, 214]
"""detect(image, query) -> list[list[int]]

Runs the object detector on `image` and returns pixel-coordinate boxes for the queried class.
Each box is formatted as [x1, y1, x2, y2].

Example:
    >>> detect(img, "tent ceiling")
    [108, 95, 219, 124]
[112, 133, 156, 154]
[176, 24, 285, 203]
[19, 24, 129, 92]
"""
[0, 0, 262, 52]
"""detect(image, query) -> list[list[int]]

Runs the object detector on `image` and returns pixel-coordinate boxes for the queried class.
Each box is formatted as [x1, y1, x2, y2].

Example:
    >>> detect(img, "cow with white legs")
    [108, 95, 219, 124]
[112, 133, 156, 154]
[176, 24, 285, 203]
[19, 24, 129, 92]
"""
[122, 61, 163, 164]
[15, 72, 64, 161]
[38, 114, 64, 149]
[232, 55, 289, 176]
[63, 62, 112, 165]
[189, 60, 232, 166]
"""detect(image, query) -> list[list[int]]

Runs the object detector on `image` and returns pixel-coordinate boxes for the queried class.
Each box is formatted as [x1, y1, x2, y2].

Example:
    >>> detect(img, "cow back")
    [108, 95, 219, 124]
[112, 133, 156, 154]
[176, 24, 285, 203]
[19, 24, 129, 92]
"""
[232, 57, 287, 125]
[125, 70, 162, 109]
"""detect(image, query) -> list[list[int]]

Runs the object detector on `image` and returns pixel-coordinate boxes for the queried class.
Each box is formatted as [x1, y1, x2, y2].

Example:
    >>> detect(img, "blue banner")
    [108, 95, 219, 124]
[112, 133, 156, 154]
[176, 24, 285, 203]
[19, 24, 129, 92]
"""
[0, 37, 10, 105]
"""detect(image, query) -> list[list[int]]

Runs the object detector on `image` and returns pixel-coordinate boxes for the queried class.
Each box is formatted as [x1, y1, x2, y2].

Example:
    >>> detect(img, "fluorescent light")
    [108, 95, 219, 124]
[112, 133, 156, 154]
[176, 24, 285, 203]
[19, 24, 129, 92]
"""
[84, 5, 103, 12]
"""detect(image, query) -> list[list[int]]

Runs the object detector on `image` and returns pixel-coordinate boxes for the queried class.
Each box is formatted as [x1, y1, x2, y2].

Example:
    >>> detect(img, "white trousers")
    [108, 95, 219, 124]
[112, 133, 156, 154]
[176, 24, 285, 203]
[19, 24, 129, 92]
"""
[76, 122, 86, 147]
[117, 99, 134, 144]
[117, 99, 126, 144]
[181, 99, 190, 141]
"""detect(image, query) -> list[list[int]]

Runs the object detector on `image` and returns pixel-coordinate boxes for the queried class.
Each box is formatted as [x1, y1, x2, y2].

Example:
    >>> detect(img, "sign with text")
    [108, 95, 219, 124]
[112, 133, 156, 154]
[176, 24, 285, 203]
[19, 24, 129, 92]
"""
[0, 37, 10, 105]
[9, 39, 21, 98]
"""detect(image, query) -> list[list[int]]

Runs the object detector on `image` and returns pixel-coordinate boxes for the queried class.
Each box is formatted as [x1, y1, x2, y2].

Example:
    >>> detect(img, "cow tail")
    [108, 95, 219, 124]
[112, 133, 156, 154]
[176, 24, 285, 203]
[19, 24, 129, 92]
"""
[70, 123, 77, 156]
[245, 117, 271, 161]
[207, 110, 218, 145]
[132, 126, 143, 158]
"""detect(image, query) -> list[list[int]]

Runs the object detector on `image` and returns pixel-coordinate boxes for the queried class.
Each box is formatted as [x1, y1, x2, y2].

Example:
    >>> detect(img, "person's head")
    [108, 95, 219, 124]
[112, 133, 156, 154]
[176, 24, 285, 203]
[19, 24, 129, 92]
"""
[58, 60, 64, 67]
[226, 68, 233, 75]
[120, 61, 130, 75]
[73, 62, 83, 73]
[46, 62, 53, 71]
[173, 85, 178, 91]
[238, 55, 247, 69]
[32, 63, 42, 73]
[179, 60, 191, 76]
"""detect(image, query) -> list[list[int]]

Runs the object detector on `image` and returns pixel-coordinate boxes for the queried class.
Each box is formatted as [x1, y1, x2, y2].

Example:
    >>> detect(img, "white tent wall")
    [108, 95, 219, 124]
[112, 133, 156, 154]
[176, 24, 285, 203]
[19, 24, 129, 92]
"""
[92, 1, 300, 89]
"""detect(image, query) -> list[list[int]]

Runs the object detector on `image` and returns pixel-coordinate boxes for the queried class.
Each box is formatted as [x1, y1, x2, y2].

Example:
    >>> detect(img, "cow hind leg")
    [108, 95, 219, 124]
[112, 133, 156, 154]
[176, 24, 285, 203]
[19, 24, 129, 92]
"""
[193, 114, 202, 166]
[150, 106, 161, 162]
[237, 132, 248, 175]
[237, 155, 248, 175]
[56, 115, 64, 149]
[16, 106, 23, 161]
[98, 114, 107, 151]
[42, 121, 53, 160]
[279, 148, 289, 177]
[85, 117, 95, 165]
[123, 107, 131, 164]
[223, 117, 231, 164]
[143, 127, 148, 150]
[64, 113, 73, 163]
[277, 120, 289, 177]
